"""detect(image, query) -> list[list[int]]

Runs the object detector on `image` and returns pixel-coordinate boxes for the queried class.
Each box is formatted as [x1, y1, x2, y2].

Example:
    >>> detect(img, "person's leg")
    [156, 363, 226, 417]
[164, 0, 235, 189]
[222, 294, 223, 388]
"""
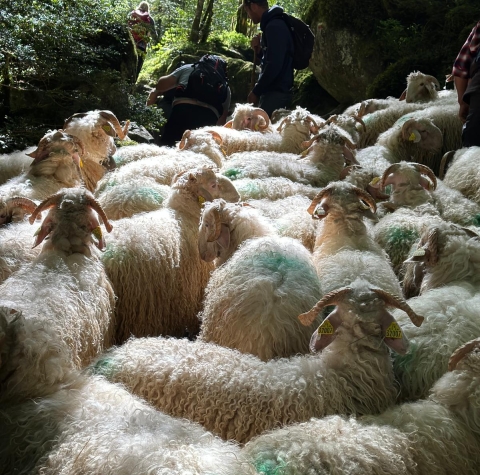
[160, 104, 218, 146]
[258, 91, 293, 118]
[462, 74, 480, 147]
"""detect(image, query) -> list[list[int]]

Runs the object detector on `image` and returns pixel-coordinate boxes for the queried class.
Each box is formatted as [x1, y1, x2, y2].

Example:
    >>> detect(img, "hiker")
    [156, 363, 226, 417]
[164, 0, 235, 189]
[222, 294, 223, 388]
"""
[243, 0, 294, 118]
[146, 55, 231, 146]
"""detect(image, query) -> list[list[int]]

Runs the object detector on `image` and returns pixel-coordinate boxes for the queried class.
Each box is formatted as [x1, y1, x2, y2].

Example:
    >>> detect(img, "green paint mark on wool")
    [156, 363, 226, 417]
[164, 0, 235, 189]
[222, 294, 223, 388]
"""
[256, 251, 317, 280]
[392, 340, 418, 373]
[223, 168, 241, 180]
[469, 214, 480, 227]
[254, 459, 288, 475]
[136, 187, 164, 204]
[386, 227, 419, 247]
[102, 243, 131, 263]
[89, 356, 117, 378]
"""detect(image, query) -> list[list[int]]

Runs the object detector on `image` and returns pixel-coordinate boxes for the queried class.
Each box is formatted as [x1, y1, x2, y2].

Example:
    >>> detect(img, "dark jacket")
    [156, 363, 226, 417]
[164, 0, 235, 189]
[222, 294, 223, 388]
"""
[252, 5, 294, 97]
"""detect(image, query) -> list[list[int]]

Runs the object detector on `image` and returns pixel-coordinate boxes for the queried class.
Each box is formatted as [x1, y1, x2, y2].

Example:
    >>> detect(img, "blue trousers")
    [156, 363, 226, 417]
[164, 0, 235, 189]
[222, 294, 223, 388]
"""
[259, 91, 293, 118]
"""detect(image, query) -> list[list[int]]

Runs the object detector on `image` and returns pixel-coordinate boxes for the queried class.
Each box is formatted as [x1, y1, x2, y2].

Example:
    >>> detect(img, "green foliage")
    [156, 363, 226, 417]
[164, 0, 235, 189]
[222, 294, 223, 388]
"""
[126, 92, 166, 132]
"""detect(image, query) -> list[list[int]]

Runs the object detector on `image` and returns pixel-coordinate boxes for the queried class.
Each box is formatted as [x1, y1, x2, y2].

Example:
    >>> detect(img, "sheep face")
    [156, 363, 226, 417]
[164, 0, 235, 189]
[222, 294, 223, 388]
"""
[198, 199, 231, 262]
[405, 71, 440, 103]
[230, 104, 270, 132]
[400, 118, 443, 152]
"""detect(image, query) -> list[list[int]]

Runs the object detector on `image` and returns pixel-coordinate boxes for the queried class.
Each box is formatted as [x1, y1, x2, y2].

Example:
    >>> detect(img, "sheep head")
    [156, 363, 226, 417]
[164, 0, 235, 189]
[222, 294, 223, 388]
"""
[64, 110, 130, 141]
[277, 107, 320, 135]
[0, 197, 38, 226]
[28, 188, 113, 254]
[404, 71, 440, 103]
[380, 162, 437, 195]
[230, 104, 271, 131]
[400, 117, 443, 152]
[448, 337, 480, 372]
[298, 278, 422, 355]
[27, 129, 84, 168]
[307, 181, 377, 222]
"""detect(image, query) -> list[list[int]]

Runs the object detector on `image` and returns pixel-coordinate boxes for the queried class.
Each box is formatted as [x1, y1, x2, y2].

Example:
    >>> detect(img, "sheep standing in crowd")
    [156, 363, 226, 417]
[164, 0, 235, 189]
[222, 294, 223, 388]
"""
[197, 199, 323, 360]
[102, 167, 239, 343]
[391, 222, 480, 401]
[226, 103, 272, 131]
[0, 188, 115, 403]
[0, 373, 255, 475]
[443, 146, 480, 205]
[92, 278, 422, 444]
[310, 182, 402, 298]
[0, 129, 84, 203]
[197, 106, 319, 156]
[243, 337, 480, 475]
[221, 124, 357, 188]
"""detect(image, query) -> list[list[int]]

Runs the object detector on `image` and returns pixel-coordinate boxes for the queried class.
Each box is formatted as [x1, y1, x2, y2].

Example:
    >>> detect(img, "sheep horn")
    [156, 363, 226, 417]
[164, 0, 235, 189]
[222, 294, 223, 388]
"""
[179, 130, 192, 150]
[343, 137, 357, 150]
[63, 112, 89, 129]
[206, 130, 223, 145]
[252, 108, 271, 130]
[306, 115, 320, 134]
[98, 111, 130, 140]
[413, 163, 437, 190]
[206, 206, 222, 242]
[425, 75, 441, 91]
[276, 117, 289, 133]
[301, 135, 319, 151]
[6, 197, 37, 215]
[353, 185, 377, 213]
[380, 163, 402, 190]
[339, 164, 361, 180]
[371, 288, 424, 327]
[325, 115, 338, 125]
[399, 89, 407, 101]
[357, 102, 368, 118]
[224, 120, 233, 128]
[307, 187, 333, 216]
[28, 192, 64, 224]
[84, 195, 113, 233]
[448, 337, 480, 371]
[425, 227, 439, 266]
[401, 118, 418, 141]
[298, 287, 353, 326]
[353, 115, 366, 132]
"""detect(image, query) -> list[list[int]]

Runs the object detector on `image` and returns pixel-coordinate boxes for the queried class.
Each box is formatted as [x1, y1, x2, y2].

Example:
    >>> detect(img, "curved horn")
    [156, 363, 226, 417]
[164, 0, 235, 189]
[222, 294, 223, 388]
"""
[84, 194, 113, 233]
[401, 118, 418, 141]
[306, 115, 320, 134]
[276, 117, 289, 133]
[371, 288, 424, 327]
[425, 227, 439, 266]
[413, 163, 437, 190]
[252, 108, 271, 130]
[298, 287, 353, 326]
[448, 337, 480, 371]
[98, 111, 130, 140]
[6, 197, 37, 215]
[353, 115, 366, 132]
[357, 102, 368, 118]
[353, 185, 377, 213]
[425, 75, 441, 91]
[307, 186, 333, 216]
[206, 130, 223, 145]
[343, 136, 356, 150]
[325, 115, 338, 125]
[301, 135, 319, 151]
[179, 130, 192, 150]
[339, 164, 362, 180]
[63, 112, 89, 129]
[28, 192, 64, 224]
[206, 206, 222, 242]
[380, 163, 402, 190]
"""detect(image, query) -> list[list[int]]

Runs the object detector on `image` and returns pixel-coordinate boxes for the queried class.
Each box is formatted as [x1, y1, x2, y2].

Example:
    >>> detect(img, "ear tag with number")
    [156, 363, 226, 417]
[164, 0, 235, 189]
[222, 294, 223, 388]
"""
[317, 319, 334, 335]
[385, 321, 402, 339]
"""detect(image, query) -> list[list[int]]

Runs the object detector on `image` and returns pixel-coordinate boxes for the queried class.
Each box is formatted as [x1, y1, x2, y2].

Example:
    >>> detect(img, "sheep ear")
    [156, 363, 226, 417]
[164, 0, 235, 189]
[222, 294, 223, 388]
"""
[309, 309, 342, 353]
[380, 311, 409, 355]
[32, 218, 55, 248]
[216, 223, 230, 250]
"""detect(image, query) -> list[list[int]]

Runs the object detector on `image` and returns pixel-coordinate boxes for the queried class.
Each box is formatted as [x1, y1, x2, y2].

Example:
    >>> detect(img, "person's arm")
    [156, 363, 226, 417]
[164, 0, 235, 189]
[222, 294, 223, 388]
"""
[217, 87, 232, 125]
[454, 76, 470, 122]
[146, 74, 178, 106]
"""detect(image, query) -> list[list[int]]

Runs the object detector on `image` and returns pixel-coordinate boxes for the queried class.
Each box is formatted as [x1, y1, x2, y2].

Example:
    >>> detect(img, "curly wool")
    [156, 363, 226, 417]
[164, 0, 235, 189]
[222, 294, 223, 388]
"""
[198, 236, 323, 360]
[0, 146, 35, 185]
[234, 177, 322, 201]
[0, 374, 254, 475]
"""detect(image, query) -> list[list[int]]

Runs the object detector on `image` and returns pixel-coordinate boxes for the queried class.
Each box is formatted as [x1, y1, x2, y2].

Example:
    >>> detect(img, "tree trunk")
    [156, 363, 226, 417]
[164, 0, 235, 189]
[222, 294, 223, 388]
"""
[235, 0, 248, 35]
[199, 0, 215, 43]
[189, 0, 205, 43]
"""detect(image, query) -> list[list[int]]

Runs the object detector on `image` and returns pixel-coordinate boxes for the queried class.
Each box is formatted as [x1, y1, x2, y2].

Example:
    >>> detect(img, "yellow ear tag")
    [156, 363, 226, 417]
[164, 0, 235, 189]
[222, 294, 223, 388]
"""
[102, 125, 113, 134]
[317, 319, 334, 335]
[198, 196, 206, 205]
[220, 147, 227, 157]
[408, 130, 421, 143]
[92, 226, 103, 240]
[369, 176, 381, 186]
[79, 158, 84, 168]
[385, 321, 402, 339]
[254, 124, 260, 131]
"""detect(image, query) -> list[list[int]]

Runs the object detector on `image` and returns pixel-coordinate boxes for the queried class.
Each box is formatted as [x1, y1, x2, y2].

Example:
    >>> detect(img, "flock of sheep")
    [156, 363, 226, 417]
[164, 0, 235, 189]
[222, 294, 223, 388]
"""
[1, 70, 480, 474]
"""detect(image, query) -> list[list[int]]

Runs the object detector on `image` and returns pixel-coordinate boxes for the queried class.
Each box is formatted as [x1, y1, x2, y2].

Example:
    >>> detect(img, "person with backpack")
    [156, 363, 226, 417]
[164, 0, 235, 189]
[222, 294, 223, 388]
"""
[243, 0, 294, 118]
[452, 21, 480, 147]
[146, 55, 231, 146]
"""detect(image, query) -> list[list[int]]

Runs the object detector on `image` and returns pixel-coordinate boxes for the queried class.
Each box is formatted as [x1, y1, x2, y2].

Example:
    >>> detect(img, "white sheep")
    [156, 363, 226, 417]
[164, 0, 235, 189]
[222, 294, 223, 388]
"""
[443, 146, 480, 205]
[197, 199, 323, 360]
[0, 373, 255, 475]
[101, 166, 240, 343]
[402, 70, 441, 103]
[0, 146, 36, 185]
[225, 103, 272, 132]
[91, 278, 422, 444]
[0, 188, 115, 403]
[243, 337, 480, 475]
[220, 124, 357, 188]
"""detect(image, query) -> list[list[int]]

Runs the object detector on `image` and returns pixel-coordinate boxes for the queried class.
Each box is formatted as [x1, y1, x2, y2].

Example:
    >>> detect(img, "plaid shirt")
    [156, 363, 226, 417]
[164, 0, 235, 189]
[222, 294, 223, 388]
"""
[452, 21, 480, 78]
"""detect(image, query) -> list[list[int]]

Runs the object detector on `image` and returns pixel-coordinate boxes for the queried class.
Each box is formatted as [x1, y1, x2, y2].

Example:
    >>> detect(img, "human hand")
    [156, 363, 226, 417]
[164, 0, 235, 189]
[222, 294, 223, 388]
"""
[146, 89, 159, 107]
[247, 91, 259, 106]
[459, 102, 469, 123]
[251, 34, 261, 54]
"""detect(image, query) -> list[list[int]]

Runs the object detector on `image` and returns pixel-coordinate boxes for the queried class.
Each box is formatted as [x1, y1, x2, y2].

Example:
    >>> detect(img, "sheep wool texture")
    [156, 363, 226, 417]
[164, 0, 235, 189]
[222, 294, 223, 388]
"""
[198, 235, 323, 360]
[0, 374, 256, 475]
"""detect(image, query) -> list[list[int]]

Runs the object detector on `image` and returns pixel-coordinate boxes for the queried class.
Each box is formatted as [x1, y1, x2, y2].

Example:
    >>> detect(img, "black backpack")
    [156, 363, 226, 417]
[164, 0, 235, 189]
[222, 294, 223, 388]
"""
[263, 13, 314, 70]
[175, 54, 228, 114]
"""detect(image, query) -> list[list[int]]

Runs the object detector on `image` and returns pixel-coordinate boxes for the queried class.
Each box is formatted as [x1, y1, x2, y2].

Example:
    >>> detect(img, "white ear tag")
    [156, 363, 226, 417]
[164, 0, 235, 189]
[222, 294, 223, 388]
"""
[412, 248, 426, 257]
[313, 204, 327, 218]
[409, 130, 421, 143]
